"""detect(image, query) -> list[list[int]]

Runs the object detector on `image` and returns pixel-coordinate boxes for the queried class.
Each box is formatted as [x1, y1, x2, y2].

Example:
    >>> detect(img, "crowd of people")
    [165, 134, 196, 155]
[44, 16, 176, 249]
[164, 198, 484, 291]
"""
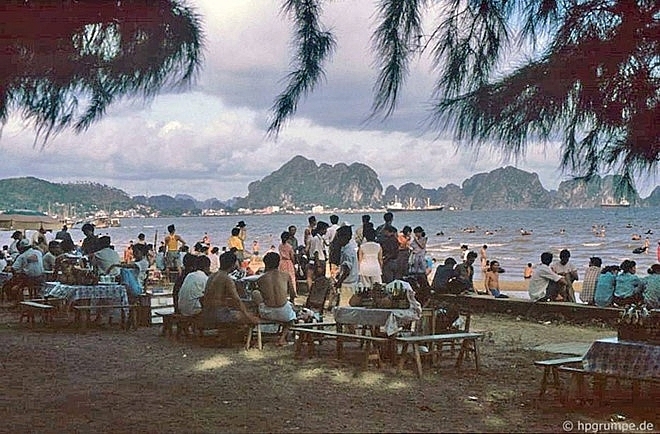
[3, 214, 657, 339]
[526, 250, 659, 309]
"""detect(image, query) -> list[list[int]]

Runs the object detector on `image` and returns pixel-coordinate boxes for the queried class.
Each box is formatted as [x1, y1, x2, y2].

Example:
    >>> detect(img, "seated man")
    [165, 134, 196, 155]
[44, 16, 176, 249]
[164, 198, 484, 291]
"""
[431, 257, 459, 293]
[455, 251, 478, 293]
[89, 236, 121, 278]
[252, 252, 297, 346]
[7, 239, 45, 300]
[201, 251, 259, 327]
[528, 252, 567, 302]
[42, 240, 62, 272]
[178, 255, 210, 317]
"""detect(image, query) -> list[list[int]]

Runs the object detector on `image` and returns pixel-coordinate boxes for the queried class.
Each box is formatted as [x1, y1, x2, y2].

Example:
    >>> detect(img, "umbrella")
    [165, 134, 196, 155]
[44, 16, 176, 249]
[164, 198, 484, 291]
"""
[0, 209, 60, 231]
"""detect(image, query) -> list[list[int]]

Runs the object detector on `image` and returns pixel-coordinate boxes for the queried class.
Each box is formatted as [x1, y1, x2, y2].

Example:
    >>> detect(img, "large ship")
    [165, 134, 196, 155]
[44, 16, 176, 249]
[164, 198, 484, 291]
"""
[600, 198, 631, 208]
[386, 197, 444, 212]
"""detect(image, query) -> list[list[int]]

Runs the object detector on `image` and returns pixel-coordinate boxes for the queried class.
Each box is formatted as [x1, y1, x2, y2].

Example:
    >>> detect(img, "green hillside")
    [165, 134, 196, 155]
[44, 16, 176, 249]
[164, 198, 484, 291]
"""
[0, 177, 134, 215]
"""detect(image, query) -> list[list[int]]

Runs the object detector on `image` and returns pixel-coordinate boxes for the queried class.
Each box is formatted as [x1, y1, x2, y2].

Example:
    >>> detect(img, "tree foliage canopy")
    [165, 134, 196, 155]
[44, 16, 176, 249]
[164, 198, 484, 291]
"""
[0, 0, 203, 144]
[270, 0, 659, 190]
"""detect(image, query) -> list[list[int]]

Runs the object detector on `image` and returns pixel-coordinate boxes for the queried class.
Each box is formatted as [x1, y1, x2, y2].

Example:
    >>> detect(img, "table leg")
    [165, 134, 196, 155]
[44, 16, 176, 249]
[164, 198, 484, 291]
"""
[412, 343, 423, 378]
[472, 340, 480, 372]
[540, 367, 550, 397]
[397, 343, 409, 372]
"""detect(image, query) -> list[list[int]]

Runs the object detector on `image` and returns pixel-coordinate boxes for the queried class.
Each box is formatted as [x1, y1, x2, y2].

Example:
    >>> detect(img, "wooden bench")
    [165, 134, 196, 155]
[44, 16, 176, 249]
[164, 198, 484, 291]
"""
[155, 311, 198, 339]
[19, 301, 54, 326]
[290, 327, 389, 367]
[73, 304, 135, 330]
[534, 357, 584, 398]
[288, 322, 337, 357]
[396, 332, 484, 378]
[155, 311, 264, 350]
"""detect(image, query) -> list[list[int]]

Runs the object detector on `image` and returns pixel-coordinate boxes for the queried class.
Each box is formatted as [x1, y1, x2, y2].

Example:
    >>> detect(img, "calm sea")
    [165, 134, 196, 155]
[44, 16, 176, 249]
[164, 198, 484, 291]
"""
[4, 207, 658, 281]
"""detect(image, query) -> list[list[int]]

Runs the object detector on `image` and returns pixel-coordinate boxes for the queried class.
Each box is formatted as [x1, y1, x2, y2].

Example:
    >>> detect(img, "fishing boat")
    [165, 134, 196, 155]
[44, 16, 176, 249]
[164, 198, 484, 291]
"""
[600, 198, 630, 208]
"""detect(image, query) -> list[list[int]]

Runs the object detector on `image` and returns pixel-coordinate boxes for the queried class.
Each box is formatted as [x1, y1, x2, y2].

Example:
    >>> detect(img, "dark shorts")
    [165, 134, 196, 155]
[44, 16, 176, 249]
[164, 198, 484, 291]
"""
[165, 251, 181, 269]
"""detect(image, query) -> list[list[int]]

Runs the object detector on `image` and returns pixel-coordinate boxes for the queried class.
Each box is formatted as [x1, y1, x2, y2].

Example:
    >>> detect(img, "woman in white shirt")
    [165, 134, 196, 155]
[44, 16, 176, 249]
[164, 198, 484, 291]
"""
[358, 223, 382, 287]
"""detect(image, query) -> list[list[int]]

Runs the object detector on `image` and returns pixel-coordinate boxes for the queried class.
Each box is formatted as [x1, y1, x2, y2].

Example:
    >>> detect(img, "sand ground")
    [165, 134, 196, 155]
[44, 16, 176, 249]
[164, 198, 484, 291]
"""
[0, 302, 657, 433]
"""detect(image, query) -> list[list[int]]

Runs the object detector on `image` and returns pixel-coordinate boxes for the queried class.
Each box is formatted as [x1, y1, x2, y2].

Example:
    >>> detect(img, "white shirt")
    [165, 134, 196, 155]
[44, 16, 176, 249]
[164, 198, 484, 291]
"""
[325, 224, 339, 243]
[178, 270, 208, 316]
[309, 234, 327, 261]
[13, 247, 44, 277]
[528, 264, 563, 301]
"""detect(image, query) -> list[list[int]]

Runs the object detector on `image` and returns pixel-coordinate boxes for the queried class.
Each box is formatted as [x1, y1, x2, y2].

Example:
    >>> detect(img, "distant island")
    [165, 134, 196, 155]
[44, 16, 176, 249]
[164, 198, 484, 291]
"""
[0, 155, 658, 218]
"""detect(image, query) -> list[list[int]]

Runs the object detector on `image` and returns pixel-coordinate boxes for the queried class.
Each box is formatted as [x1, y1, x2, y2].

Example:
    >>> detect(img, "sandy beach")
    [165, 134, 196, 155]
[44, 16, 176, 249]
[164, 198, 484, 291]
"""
[2, 305, 656, 433]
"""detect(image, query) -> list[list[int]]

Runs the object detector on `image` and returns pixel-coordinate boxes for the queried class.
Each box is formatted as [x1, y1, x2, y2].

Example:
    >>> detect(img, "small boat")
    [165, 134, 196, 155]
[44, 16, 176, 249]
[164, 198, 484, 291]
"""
[91, 217, 121, 229]
[600, 198, 630, 208]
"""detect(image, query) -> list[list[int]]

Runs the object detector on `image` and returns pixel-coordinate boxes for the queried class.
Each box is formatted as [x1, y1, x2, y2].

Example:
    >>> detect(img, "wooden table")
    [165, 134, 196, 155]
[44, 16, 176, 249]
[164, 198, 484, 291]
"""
[43, 282, 130, 323]
[559, 337, 660, 404]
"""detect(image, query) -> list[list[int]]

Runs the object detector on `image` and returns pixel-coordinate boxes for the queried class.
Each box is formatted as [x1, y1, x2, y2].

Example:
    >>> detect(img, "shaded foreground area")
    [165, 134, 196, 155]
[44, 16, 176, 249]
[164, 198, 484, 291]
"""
[0, 310, 657, 433]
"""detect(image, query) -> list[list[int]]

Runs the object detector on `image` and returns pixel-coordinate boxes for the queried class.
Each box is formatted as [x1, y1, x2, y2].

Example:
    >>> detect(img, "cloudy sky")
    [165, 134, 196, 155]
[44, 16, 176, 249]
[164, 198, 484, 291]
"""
[2, 1, 656, 200]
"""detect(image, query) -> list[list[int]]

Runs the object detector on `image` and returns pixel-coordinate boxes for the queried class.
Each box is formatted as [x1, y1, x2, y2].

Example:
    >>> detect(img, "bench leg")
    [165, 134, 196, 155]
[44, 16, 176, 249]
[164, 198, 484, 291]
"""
[363, 341, 382, 369]
[336, 336, 344, 360]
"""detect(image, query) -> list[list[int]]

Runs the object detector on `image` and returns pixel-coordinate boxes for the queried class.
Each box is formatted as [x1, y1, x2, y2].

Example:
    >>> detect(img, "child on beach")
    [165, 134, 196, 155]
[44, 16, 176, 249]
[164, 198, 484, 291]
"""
[524, 263, 533, 279]
[484, 260, 509, 298]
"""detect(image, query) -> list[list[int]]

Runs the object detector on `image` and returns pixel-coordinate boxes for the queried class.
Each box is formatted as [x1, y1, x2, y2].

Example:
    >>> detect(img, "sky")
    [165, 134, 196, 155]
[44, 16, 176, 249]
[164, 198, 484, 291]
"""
[1, 0, 656, 201]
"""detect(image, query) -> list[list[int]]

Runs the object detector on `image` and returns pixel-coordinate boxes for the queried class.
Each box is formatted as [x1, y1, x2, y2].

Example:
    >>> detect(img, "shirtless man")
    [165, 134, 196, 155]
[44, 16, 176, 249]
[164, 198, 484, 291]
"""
[484, 260, 509, 298]
[253, 252, 297, 345]
[202, 251, 258, 326]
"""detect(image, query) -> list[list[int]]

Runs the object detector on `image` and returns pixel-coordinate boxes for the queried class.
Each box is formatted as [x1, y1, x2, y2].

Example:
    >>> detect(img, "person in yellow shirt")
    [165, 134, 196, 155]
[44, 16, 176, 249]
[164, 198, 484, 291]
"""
[228, 227, 245, 261]
[164, 224, 186, 274]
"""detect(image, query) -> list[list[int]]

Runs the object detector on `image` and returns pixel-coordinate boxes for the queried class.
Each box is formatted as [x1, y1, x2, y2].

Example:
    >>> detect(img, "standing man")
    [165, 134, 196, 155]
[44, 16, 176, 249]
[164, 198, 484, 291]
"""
[164, 224, 186, 274]
[227, 227, 245, 261]
[286, 225, 299, 251]
[326, 215, 340, 244]
[354, 214, 371, 246]
[333, 225, 359, 307]
[253, 252, 297, 346]
[551, 249, 578, 302]
[80, 223, 99, 255]
[379, 225, 399, 284]
[237, 220, 247, 246]
[303, 216, 317, 255]
[55, 225, 74, 246]
[306, 221, 329, 291]
[375, 212, 394, 243]
[528, 252, 567, 302]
